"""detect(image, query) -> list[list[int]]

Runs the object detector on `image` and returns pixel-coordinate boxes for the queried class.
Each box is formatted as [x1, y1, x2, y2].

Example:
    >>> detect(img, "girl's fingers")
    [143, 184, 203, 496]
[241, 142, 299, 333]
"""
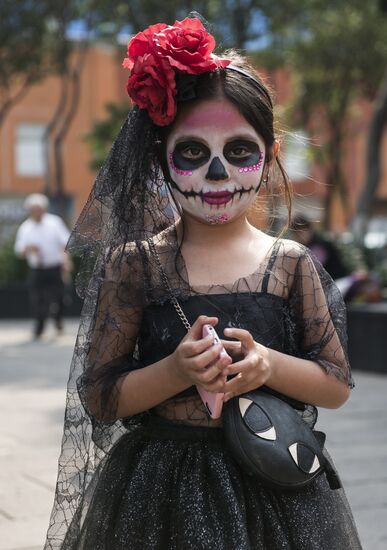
[221, 340, 242, 352]
[223, 372, 250, 401]
[223, 358, 250, 376]
[186, 315, 218, 341]
[196, 357, 229, 382]
[223, 392, 234, 402]
[184, 334, 215, 357]
[223, 327, 254, 349]
[221, 340, 243, 360]
[197, 371, 227, 392]
[189, 343, 225, 371]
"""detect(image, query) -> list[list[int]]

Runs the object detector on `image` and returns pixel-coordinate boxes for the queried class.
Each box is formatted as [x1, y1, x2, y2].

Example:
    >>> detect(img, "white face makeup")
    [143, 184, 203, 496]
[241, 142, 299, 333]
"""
[166, 98, 267, 225]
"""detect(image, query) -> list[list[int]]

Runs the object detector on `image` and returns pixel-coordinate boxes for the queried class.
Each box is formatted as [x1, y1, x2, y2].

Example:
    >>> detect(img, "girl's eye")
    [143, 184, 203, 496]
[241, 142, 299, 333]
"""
[228, 146, 251, 158]
[181, 146, 205, 159]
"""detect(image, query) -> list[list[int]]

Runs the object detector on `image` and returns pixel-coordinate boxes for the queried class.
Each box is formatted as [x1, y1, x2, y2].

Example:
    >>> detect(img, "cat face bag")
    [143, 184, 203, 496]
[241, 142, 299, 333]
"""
[222, 389, 341, 490]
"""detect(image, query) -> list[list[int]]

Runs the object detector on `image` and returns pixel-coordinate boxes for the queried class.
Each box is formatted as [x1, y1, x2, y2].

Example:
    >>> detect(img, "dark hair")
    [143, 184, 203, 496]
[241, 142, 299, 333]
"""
[157, 52, 292, 233]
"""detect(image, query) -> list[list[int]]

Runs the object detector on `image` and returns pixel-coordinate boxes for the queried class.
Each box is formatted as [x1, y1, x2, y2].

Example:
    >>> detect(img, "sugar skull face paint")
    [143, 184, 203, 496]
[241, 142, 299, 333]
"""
[166, 98, 267, 224]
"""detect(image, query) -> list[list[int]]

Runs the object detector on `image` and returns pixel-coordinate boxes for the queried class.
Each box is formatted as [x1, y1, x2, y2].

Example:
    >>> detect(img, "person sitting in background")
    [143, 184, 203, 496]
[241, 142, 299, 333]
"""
[290, 214, 350, 280]
[290, 214, 382, 303]
[14, 193, 71, 338]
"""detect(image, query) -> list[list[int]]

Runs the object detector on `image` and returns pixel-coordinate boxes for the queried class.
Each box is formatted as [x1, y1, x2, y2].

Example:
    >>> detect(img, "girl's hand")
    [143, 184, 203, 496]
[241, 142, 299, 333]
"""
[171, 315, 231, 391]
[221, 339, 243, 362]
[222, 327, 272, 401]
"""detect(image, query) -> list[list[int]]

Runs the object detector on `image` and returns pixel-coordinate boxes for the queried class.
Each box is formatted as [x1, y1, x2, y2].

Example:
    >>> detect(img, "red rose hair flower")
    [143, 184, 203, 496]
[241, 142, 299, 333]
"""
[123, 18, 230, 126]
[154, 18, 229, 74]
[125, 54, 176, 127]
[124, 22, 168, 67]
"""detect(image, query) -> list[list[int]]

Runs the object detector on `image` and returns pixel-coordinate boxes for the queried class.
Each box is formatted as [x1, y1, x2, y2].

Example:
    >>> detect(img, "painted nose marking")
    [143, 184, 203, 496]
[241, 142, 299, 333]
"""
[205, 157, 229, 181]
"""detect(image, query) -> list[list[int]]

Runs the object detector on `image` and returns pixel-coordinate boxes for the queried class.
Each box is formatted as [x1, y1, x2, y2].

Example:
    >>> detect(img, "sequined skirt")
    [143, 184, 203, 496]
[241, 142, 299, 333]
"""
[63, 416, 362, 550]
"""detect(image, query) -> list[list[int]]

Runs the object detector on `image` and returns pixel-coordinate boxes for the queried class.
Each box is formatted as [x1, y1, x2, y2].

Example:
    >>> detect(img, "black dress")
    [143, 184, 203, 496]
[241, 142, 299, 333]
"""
[46, 240, 362, 549]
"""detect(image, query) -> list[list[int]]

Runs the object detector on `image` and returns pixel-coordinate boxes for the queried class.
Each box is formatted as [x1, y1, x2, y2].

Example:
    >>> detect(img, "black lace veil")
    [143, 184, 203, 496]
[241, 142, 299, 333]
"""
[44, 72, 353, 549]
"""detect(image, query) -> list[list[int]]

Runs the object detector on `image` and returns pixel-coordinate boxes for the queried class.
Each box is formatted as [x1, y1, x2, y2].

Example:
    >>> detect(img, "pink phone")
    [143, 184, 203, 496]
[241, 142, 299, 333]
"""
[196, 324, 231, 419]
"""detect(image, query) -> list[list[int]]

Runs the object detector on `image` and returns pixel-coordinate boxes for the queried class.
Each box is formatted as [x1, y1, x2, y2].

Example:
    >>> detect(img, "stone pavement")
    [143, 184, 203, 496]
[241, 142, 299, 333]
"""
[0, 319, 386, 550]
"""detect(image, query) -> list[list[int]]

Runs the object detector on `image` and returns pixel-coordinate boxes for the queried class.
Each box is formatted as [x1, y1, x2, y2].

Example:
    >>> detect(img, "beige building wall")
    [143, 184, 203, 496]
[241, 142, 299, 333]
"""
[0, 44, 128, 220]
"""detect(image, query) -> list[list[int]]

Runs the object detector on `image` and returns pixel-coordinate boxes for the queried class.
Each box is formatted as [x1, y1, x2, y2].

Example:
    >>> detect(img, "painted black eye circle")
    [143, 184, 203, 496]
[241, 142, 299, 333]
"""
[172, 141, 210, 170]
[223, 140, 262, 167]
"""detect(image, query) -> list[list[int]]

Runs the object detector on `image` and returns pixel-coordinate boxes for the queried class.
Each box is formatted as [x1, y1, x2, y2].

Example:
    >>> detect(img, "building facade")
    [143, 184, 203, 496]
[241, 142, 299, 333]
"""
[0, 44, 386, 242]
[0, 44, 127, 241]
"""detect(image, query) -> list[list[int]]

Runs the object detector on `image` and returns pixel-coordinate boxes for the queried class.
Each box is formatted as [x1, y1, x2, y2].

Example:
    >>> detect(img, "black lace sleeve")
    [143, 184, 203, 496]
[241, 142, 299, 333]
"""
[287, 243, 354, 388]
[78, 243, 145, 422]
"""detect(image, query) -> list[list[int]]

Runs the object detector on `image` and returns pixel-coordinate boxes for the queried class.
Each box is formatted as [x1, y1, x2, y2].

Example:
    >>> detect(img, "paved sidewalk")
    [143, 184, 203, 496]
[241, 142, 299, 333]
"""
[0, 319, 386, 550]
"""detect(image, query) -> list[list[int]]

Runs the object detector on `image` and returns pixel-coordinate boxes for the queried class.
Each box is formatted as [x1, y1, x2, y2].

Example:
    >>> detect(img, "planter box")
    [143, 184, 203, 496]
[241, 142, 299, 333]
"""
[0, 283, 83, 318]
[347, 303, 387, 373]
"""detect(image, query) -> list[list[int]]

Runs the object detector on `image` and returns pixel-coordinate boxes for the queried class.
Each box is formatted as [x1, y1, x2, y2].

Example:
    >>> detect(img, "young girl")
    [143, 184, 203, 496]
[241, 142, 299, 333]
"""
[45, 17, 362, 549]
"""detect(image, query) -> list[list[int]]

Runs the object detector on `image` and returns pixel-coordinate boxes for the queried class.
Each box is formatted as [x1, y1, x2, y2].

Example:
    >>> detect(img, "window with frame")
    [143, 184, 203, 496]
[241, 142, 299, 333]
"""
[15, 123, 46, 177]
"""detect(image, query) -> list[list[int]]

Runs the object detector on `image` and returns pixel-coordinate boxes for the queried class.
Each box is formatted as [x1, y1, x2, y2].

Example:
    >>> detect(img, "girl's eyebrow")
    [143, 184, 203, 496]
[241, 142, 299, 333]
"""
[224, 134, 261, 144]
[173, 133, 261, 146]
[174, 136, 209, 145]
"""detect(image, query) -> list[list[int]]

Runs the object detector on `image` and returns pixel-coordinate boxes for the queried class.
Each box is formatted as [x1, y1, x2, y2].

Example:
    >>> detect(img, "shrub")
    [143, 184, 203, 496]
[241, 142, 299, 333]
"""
[0, 240, 28, 285]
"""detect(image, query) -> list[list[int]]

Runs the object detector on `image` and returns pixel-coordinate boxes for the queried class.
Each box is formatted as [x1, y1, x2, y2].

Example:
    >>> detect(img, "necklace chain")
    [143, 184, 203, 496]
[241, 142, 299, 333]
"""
[147, 239, 192, 332]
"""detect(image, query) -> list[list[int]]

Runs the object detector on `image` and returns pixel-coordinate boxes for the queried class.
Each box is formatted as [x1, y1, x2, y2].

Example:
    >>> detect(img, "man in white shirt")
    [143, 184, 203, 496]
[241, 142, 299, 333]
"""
[14, 193, 71, 338]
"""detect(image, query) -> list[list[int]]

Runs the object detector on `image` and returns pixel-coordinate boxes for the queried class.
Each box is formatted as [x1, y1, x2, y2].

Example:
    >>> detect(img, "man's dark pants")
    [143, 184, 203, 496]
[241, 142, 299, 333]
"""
[29, 266, 65, 337]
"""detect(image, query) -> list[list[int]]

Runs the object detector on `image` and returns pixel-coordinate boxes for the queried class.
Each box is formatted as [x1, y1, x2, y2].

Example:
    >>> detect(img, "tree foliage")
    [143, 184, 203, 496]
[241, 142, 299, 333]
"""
[86, 0, 269, 49]
[0, 1, 123, 199]
[85, 102, 130, 170]
[267, 0, 387, 227]
[5, 1, 383, 228]
[0, 1, 59, 123]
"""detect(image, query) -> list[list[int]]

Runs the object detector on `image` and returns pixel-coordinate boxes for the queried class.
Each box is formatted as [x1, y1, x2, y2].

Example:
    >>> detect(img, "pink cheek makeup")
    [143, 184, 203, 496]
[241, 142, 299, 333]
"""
[169, 153, 193, 176]
[238, 152, 264, 174]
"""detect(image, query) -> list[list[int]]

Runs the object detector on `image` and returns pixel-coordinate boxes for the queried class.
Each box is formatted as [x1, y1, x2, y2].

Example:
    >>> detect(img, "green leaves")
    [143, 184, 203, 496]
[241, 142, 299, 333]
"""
[85, 102, 130, 170]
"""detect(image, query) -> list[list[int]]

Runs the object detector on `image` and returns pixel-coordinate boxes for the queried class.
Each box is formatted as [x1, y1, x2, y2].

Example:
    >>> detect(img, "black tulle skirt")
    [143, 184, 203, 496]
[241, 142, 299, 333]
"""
[63, 416, 362, 550]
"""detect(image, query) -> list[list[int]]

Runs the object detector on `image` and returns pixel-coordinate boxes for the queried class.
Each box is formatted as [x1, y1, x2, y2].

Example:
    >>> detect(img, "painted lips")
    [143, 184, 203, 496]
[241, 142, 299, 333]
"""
[202, 191, 233, 205]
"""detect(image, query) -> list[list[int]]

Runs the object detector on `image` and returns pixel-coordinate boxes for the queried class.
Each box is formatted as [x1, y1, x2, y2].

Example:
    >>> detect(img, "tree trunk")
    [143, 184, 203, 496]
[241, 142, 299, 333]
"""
[0, 77, 32, 127]
[323, 125, 345, 229]
[322, 85, 351, 229]
[231, 0, 254, 48]
[43, 71, 71, 196]
[352, 71, 387, 242]
[52, 43, 88, 198]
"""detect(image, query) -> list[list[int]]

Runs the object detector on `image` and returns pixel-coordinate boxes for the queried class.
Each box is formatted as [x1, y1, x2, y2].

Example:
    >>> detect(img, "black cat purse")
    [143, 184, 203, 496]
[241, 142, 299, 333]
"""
[222, 389, 341, 490]
[148, 239, 341, 491]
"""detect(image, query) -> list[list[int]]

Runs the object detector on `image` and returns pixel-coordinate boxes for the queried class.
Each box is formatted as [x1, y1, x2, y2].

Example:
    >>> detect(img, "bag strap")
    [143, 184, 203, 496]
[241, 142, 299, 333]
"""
[147, 238, 191, 332]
